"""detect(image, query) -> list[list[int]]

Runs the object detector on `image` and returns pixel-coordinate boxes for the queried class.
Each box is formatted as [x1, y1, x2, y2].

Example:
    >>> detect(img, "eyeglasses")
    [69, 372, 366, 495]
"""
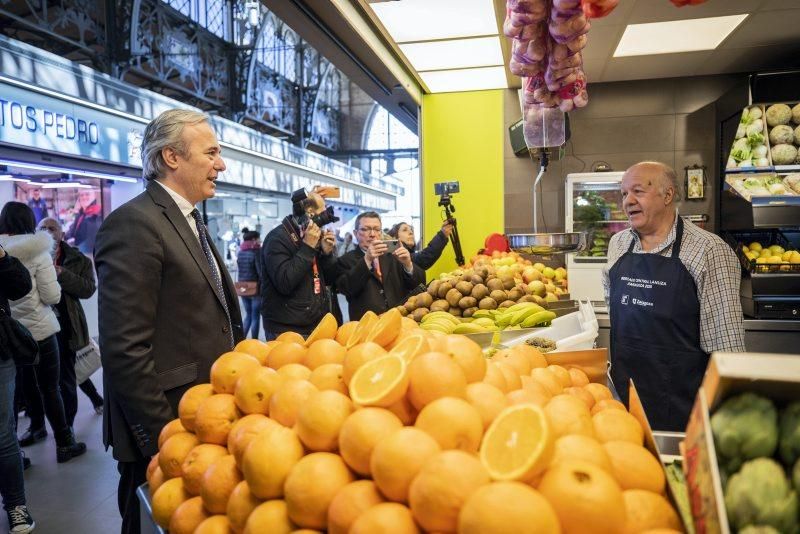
[358, 226, 382, 235]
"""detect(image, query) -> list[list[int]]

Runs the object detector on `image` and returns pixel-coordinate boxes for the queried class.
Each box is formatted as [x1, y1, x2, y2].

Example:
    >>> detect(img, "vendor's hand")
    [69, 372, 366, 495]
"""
[302, 221, 322, 249]
[320, 230, 335, 254]
[393, 245, 413, 270]
[441, 222, 454, 238]
[364, 240, 388, 265]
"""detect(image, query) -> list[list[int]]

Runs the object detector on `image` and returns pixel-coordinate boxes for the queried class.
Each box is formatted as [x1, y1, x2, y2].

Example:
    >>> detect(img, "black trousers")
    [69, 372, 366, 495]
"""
[20, 334, 70, 445]
[117, 456, 149, 534]
[56, 333, 103, 426]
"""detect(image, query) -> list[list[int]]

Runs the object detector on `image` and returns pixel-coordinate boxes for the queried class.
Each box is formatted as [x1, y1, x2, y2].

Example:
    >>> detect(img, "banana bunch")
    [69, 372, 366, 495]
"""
[418, 311, 461, 334]
[472, 302, 557, 329]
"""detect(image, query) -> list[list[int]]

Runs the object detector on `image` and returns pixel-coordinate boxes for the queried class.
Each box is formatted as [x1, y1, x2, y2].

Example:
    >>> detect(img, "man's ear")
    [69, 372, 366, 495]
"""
[162, 147, 180, 170]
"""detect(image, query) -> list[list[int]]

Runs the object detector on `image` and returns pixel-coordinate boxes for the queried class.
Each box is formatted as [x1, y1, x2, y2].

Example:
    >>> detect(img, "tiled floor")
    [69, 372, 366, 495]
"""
[1, 370, 122, 534]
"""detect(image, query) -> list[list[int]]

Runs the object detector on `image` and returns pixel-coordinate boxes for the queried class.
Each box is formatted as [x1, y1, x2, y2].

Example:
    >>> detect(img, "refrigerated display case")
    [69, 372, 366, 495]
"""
[564, 172, 628, 305]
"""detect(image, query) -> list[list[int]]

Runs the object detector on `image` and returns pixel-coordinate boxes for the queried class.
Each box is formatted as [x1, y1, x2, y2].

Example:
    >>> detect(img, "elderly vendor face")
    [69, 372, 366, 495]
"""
[620, 162, 675, 234]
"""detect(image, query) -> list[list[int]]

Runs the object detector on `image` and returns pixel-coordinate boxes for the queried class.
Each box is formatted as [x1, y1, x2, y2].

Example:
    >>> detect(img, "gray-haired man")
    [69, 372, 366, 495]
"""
[95, 109, 243, 533]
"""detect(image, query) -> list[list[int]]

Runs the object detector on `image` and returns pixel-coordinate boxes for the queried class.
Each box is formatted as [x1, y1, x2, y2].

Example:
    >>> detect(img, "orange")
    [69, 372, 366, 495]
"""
[269, 379, 318, 428]
[388, 332, 430, 363]
[295, 390, 354, 452]
[194, 393, 241, 445]
[181, 443, 229, 495]
[308, 363, 348, 394]
[227, 414, 279, 467]
[148, 466, 166, 495]
[226, 481, 263, 534]
[593, 409, 644, 445]
[544, 394, 595, 439]
[160, 432, 201, 478]
[584, 383, 614, 404]
[342, 342, 387, 386]
[304, 313, 338, 346]
[564, 386, 596, 410]
[158, 418, 187, 448]
[234, 339, 273, 366]
[508, 344, 548, 369]
[349, 354, 409, 408]
[304, 338, 346, 369]
[497, 361, 524, 391]
[568, 367, 590, 387]
[233, 366, 283, 415]
[338, 408, 403, 476]
[400, 316, 419, 331]
[349, 502, 419, 534]
[506, 388, 548, 406]
[327, 480, 385, 534]
[416, 398, 482, 452]
[407, 351, 467, 411]
[386, 395, 419, 425]
[422, 330, 447, 352]
[458, 482, 560, 534]
[276, 331, 305, 344]
[335, 321, 358, 346]
[480, 404, 553, 482]
[169, 496, 210, 534]
[440, 335, 486, 383]
[276, 363, 312, 381]
[538, 461, 626, 534]
[200, 454, 242, 514]
[346, 310, 379, 349]
[408, 450, 490, 533]
[531, 367, 564, 396]
[622, 489, 682, 534]
[492, 349, 532, 376]
[284, 452, 355, 530]
[243, 500, 295, 534]
[194, 515, 232, 534]
[370, 427, 441, 503]
[520, 376, 553, 399]
[241, 425, 304, 499]
[151, 477, 189, 528]
[365, 308, 402, 347]
[267, 342, 308, 370]
[465, 382, 508, 430]
[591, 398, 627, 416]
[482, 362, 509, 392]
[211, 352, 262, 394]
[604, 441, 665, 493]
[147, 454, 160, 481]
[179, 384, 215, 432]
[550, 434, 613, 474]
[546, 365, 572, 388]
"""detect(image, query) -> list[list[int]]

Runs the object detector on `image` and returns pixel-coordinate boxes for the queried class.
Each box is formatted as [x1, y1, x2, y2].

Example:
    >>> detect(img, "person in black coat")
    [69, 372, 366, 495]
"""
[388, 220, 453, 271]
[337, 212, 425, 321]
[260, 192, 338, 339]
[0, 242, 36, 532]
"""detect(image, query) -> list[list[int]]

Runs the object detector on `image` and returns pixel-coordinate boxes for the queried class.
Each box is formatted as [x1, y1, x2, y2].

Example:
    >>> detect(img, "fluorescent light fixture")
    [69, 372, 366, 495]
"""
[214, 192, 232, 198]
[614, 14, 748, 57]
[400, 36, 503, 72]
[419, 66, 507, 93]
[0, 159, 139, 183]
[371, 0, 498, 43]
[31, 182, 92, 189]
[0, 175, 31, 183]
[253, 197, 275, 203]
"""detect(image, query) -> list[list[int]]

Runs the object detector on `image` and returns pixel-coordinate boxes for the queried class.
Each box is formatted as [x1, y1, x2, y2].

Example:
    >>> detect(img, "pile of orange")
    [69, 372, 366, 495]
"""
[148, 309, 684, 534]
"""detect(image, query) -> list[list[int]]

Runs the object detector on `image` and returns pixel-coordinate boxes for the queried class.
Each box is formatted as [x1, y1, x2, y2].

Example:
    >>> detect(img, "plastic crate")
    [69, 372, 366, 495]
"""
[506, 300, 598, 352]
[724, 230, 799, 274]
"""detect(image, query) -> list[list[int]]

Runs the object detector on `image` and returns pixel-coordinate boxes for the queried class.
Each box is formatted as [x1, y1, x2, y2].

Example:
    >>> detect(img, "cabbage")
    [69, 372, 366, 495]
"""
[753, 144, 769, 158]
[769, 125, 794, 145]
[747, 120, 764, 136]
[793, 103, 800, 125]
[741, 108, 754, 125]
[736, 124, 747, 139]
[772, 144, 798, 165]
[768, 182, 787, 195]
[755, 158, 770, 168]
[738, 159, 753, 168]
[749, 106, 763, 120]
[766, 104, 792, 127]
[748, 132, 766, 147]
[780, 402, 800, 468]
[724, 458, 799, 534]
[727, 156, 738, 169]
[711, 392, 778, 474]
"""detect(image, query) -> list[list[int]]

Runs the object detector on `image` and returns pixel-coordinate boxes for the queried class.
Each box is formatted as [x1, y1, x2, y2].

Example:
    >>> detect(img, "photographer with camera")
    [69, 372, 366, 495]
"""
[388, 220, 453, 271]
[336, 211, 425, 321]
[260, 188, 339, 339]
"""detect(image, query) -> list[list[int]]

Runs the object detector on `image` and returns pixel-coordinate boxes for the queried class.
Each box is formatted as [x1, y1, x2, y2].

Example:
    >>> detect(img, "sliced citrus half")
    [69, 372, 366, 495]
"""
[349, 354, 409, 408]
[346, 311, 379, 349]
[388, 333, 430, 363]
[365, 308, 402, 348]
[305, 313, 339, 346]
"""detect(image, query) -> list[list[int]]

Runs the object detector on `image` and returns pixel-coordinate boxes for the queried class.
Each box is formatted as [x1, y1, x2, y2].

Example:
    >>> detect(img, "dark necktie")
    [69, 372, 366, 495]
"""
[191, 209, 234, 349]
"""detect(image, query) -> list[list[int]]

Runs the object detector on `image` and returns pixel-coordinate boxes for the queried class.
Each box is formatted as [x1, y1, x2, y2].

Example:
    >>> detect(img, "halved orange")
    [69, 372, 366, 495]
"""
[346, 311, 378, 349]
[365, 308, 402, 348]
[479, 404, 554, 483]
[349, 354, 409, 408]
[387, 333, 430, 364]
[305, 313, 339, 346]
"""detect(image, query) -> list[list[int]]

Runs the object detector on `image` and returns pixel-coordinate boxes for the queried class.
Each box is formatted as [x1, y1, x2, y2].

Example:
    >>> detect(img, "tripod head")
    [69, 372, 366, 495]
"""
[433, 181, 465, 266]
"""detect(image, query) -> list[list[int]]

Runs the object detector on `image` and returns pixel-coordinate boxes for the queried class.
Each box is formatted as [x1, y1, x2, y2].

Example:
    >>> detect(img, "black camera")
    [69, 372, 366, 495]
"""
[291, 188, 340, 228]
[434, 181, 460, 196]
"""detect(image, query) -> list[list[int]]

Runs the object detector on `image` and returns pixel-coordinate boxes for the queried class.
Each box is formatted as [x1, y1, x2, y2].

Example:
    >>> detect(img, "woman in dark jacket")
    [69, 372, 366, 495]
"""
[236, 229, 262, 339]
[389, 221, 454, 271]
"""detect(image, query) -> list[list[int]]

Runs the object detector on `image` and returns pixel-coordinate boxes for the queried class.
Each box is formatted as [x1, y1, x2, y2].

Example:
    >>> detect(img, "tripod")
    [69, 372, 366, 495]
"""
[438, 193, 465, 266]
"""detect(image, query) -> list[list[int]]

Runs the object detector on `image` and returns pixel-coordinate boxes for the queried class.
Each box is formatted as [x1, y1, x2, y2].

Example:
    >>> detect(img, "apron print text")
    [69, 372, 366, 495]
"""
[620, 275, 668, 289]
[620, 294, 654, 307]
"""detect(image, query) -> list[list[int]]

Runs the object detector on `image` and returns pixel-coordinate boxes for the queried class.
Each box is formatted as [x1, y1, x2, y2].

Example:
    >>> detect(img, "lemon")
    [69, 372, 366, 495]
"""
[749, 242, 763, 252]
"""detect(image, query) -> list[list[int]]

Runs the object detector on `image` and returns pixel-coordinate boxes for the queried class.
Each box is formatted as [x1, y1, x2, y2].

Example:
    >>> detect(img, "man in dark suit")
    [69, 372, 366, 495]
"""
[95, 109, 243, 534]
[336, 211, 425, 321]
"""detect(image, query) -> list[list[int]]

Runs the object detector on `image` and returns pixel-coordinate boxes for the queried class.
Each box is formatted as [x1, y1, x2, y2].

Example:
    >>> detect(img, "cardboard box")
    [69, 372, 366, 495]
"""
[683, 352, 800, 534]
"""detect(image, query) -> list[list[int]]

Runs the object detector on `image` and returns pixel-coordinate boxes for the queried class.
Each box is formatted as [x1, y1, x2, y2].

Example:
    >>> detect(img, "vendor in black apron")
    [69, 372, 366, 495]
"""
[604, 162, 746, 432]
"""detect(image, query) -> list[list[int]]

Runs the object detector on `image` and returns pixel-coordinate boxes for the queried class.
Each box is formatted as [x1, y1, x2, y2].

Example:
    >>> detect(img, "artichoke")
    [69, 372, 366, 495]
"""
[780, 401, 800, 468]
[711, 392, 778, 474]
[725, 458, 799, 534]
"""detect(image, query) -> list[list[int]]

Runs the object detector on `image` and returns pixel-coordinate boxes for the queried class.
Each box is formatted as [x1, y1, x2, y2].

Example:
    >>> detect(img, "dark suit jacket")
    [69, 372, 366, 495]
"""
[336, 247, 425, 321]
[94, 182, 243, 462]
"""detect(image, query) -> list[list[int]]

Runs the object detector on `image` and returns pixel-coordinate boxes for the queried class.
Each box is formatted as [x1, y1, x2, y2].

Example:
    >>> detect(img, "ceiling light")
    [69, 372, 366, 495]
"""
[0, 175, 30, 183]
[614, 14, 748, 57]
[400, 36, 503, 72]
[0, 159, 139, 183]
[419, 66, 507, 93]
[253, 197, 275, 203]
[371, 0, 497, 43]
[214, 192, 232, 198]
[31, 182, 93, 189]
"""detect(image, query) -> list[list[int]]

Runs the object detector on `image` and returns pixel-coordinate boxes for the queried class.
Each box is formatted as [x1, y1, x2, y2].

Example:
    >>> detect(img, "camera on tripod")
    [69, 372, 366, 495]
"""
[291, 187, 340, 228]
[433, 181, 465, 266]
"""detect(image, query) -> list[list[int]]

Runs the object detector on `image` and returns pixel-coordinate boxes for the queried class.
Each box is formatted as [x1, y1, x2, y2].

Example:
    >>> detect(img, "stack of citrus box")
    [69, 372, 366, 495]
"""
[147, 308, 685, 534]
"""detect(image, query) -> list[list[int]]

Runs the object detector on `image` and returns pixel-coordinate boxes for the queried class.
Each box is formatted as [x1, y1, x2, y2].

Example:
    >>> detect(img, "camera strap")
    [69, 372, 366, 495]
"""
[282, 217, 322, 295]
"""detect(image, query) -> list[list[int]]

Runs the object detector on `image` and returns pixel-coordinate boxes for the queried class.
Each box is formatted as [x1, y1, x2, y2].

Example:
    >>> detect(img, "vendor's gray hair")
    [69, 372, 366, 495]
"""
[141, 109, 210, 181]
[636, 161, 681, 203]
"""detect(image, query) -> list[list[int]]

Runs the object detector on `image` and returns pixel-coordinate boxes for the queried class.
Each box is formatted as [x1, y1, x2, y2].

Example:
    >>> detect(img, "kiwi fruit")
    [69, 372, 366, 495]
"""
[518, 294, 537, 303]
[397, 305, 409, 317]
[449, 307, 462, 317]
[486, 278, 504, 292]
[458, 296, 477, 310]
[416, 292, 433, 309]
[471, 284, 489, 300]
[469, 274, 484, 285]
[478, 297, 498, 310]
[498, 300, 516, 309]
[462, 307, 478, 318]
[403, 296, 418, 313]
[501, 276, 515, 290]
[455, 281, 474, 296]
[437, 282, 453, 299]
[428, 280, 440, 298]
[446, 288, 463, 307]
[489, 289, 507, 302]
[532, 295, 546, 306]
[507, 288, 523, 302]
[411, 307, 428, 322]
[430, 299, 450, 312]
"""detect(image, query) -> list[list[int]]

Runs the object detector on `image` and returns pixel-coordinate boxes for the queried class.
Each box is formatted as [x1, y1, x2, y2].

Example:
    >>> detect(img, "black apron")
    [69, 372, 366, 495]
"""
[609, 217, 708, 431]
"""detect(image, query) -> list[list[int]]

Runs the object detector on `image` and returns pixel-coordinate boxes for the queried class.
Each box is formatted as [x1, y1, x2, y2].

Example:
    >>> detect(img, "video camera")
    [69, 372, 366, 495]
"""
[434, 180, 465, 266]
[291, 187, 340, 228]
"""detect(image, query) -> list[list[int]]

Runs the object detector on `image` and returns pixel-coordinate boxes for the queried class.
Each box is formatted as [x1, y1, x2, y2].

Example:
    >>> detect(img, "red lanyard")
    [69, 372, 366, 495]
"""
[312, 257, 321, 294]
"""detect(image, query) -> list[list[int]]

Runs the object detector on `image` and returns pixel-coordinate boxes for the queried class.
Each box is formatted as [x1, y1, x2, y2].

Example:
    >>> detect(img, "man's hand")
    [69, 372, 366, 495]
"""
[364, 240, 388, 265]
[393, 245, 413, 270]
[442, 221, 454, 238]
[302, 221, 321, 249]
[320, 230, 336, 255]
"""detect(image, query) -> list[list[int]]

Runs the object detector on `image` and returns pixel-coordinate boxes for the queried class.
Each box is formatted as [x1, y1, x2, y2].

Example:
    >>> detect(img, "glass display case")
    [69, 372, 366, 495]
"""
[565, 172, 627, 304]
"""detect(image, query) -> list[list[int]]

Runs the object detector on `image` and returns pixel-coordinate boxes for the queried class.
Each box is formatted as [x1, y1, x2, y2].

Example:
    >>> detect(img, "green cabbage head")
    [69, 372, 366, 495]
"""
[725, 458, 799, 534]
[711, 392, 778, 473]
[780, 401, 800, 468]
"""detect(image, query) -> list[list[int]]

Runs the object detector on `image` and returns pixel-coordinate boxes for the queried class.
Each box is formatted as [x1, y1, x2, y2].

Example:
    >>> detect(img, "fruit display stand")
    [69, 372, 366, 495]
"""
[683, 352, 800, 533]
[137, 486, 165, 534]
